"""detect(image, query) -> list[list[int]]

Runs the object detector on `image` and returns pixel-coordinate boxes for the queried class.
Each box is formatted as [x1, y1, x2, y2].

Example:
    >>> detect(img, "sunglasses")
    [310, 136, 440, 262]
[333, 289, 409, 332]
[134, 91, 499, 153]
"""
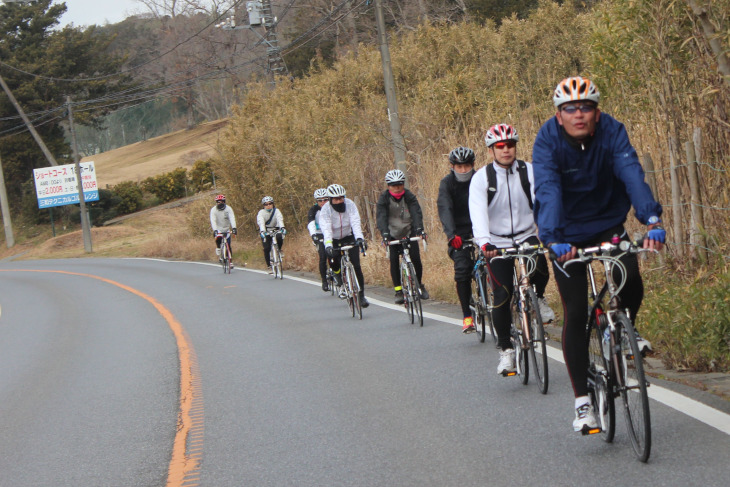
[493, 141, 516, 150]
[561, 104, 596, 114]
[264, 202, 274, 206]
[317, 199, 328, 203]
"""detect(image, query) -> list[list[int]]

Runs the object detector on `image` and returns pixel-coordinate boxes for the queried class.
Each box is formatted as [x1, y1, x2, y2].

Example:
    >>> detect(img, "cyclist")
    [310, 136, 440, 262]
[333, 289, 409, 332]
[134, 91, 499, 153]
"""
[437, 147, 479, 333]
[320, 184, 369, 308]
[210, 194, 237, 266]
[376, 169, 429, 304]
[308, 188, 330, 291]
[256, 196, 286, 273]
[532, 77, 665, 432]
[469, 123, 555, 376]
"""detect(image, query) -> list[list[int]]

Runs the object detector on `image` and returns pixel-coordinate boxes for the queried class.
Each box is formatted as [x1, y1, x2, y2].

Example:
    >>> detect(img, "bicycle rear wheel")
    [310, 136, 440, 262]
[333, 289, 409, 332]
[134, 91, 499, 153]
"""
[407, 262, 423, 327]
[615, 312, 651, 462]
[587, 311, 615, 442]
[526, 288, 548, 394]
[511, 296, 529, 385]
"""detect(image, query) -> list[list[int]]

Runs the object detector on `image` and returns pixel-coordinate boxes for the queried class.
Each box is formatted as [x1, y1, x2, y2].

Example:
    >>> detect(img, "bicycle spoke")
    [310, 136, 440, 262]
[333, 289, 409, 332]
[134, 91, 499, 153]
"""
[616, 314, 651, 462]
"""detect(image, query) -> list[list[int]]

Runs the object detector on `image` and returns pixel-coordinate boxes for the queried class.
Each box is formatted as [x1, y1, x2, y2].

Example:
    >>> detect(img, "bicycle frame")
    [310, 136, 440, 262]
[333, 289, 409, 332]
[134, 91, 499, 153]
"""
[464, 241, 495, 343]
[387, 236, 425, 326]
[333, 243, 366, 319]
[217, 231, 232, 274]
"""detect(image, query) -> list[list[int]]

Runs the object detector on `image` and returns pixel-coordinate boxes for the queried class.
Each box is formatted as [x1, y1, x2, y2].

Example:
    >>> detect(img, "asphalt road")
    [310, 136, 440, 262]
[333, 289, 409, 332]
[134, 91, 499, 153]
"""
[1, 258, 728, 486]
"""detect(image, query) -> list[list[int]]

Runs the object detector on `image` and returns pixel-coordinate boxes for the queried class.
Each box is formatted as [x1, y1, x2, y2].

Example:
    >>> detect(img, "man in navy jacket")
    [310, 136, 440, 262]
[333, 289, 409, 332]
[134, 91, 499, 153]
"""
[532, 77, 666, 433]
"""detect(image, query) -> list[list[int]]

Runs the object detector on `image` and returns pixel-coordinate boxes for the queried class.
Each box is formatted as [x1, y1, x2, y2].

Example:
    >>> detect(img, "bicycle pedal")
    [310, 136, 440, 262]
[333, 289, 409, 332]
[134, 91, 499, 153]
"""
[501, 370, 518, 377]
[581, 426, 603, 436]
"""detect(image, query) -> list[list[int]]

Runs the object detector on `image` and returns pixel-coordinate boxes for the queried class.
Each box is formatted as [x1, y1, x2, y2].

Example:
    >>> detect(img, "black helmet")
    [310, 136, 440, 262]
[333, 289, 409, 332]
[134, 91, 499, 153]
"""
[449, 147, 475, 165]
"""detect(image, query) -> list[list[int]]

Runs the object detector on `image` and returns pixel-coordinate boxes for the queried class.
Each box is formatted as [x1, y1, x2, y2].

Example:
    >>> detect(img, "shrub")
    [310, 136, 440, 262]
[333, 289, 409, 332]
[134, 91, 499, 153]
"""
[112, 181, 144, 215]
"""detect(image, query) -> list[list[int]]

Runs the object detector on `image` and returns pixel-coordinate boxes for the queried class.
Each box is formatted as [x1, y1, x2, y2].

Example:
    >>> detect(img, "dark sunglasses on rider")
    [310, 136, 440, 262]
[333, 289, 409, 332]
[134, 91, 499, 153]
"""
[493, 141, 516, 150]
[317, 198, 328, 203]
[560, 103, 597, 114]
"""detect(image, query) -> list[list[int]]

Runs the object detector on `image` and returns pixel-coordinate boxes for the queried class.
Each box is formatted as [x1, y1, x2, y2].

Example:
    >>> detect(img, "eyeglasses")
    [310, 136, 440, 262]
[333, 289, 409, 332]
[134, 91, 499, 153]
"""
[317, 199, 328, 203]
[493, 141, 516, 150]
[560, 104, 596, 114]
[264, 202, 274, 206]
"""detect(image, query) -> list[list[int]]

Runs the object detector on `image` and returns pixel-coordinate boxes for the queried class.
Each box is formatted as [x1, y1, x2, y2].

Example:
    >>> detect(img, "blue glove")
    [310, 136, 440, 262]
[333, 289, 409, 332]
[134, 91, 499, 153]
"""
[260, 232, 266, 240]
[647, 226, 666, 243]
[549, 243, 572, 259]
[213, 230, 219, 238]
[281, 227, 287, 235]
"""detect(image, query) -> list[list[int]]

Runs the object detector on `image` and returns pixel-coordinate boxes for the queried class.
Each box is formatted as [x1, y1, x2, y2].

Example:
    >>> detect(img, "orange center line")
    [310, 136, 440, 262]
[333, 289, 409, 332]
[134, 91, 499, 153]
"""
[0, 269, 204, 486]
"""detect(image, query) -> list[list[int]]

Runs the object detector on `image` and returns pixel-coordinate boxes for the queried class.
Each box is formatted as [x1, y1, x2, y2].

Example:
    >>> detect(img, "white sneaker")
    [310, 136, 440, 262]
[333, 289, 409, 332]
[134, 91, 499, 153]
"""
[635, 330, 653, 354]
[497, 349, 516, 375]
[215, 248, 221, 256]
[538, 297, 555, 324]
[573, 403, 599, 432]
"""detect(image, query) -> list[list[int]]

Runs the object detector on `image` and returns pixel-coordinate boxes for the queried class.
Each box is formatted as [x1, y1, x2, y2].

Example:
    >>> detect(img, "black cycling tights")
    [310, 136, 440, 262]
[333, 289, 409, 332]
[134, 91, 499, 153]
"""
[554, 228, 643, 398]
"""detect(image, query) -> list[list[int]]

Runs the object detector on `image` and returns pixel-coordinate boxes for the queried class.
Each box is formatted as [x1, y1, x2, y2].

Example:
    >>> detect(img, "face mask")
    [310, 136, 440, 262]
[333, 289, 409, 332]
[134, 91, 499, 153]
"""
[332, 201, 346, 213]
[454, 168, 474, 182]
[217, 203, 226, 210]
[389, 188, 405, 199]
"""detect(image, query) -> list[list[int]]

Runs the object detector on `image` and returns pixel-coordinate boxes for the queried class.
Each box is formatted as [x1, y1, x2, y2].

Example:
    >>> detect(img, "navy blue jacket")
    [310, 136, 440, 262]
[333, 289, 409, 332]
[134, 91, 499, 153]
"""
[532, 113, 662, 244]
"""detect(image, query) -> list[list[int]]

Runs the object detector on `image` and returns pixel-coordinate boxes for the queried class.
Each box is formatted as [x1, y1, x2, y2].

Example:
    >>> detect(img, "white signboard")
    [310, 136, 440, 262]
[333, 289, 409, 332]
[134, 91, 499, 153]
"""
[33, 162, 100, 209]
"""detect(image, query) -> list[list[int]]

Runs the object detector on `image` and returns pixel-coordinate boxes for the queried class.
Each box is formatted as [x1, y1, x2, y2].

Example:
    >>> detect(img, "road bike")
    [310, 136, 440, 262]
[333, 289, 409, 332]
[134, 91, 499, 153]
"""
[332, 243, 366, 320]
[216, 230, 233, 274]
[491, 243, 549, 394]
[561, 239, 653, 462]
[465, 241, 496, 343]
[387, 236, 426, 326]
[265, 228, 284, 279]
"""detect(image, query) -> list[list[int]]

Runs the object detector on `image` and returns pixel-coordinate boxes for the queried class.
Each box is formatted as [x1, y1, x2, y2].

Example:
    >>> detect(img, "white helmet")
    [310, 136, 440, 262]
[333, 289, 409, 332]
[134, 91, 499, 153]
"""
[326, 184, 346, 198]
[261, 196, 274, 205]
[384, 169, 406, 185]
[485, 124, 519, 148]
[313, 188, 328, 199]
[553, 77, 600, 107]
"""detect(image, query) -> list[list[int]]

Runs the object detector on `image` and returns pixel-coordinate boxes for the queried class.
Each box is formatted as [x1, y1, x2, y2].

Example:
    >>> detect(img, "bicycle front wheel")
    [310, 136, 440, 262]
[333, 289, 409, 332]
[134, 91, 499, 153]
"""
[511, 297, 529, 385]
[402, 264, 414, 323]
[345, 262, 362, 320]
[407, 262, 423, 327]
[587, 311, 615, 442]
[275, 245, 284, 279]
[526, 288, 548, 394]
[616, 312, 651, 462]
[221, 242, 230, 274]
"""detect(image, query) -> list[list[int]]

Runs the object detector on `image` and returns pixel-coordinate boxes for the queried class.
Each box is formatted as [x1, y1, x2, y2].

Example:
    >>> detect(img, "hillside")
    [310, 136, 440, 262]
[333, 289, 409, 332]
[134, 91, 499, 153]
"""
[82, 119, 228, 188]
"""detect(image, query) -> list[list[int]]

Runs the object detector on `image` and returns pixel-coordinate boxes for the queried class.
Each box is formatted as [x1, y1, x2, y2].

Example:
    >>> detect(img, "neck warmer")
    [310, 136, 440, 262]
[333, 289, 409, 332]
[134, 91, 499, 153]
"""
[217, 203, 226, 210]
[389, 189, 405, 199]
[332, 201, 346, 213]
[453, 169, 474, 183]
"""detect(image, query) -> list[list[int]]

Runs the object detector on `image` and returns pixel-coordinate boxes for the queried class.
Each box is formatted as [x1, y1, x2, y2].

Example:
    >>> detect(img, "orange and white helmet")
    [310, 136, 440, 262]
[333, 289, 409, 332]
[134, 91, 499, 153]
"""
[484, 124, 519, 148]
[553, 77, 600, 107]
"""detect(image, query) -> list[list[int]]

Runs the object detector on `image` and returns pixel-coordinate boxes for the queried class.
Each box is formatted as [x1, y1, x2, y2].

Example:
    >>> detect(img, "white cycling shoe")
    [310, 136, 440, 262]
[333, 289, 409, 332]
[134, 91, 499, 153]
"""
[497, 349, 516, 376]
[573, 403, 599, 433]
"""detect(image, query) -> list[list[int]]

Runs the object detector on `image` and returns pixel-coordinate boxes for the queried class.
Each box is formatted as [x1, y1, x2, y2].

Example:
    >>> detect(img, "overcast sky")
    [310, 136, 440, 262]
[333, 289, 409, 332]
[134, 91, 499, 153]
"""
[56, 0, 142, 27]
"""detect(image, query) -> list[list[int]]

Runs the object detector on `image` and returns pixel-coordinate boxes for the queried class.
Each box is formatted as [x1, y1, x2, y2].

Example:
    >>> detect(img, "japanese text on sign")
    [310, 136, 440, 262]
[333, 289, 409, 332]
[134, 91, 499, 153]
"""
[33, 162, 100, 209]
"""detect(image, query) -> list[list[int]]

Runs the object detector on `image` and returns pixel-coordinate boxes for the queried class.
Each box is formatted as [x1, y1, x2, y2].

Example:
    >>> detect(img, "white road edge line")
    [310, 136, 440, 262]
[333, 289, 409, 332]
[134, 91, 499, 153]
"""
[131, 258, 730, 435]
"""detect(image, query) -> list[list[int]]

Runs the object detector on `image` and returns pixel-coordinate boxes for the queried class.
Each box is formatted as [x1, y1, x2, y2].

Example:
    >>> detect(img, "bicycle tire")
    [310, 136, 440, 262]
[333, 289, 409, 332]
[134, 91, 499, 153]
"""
[470, 272, 486, 342]
[269, 246, 277, 278]
[526, 288, 549, 394]
[511, 296, 529, 385]
[327, 269, 335, 296]
[345, 262, 362, 320]
[615, 312, 651, 462]
[587, 310, 615, 442]
[402, 264, 414, 323]
[407, 262, 423, 327]
[275, 244, 284, 279]
[484, 273, 496, 343]
[220, 240, 230, 274]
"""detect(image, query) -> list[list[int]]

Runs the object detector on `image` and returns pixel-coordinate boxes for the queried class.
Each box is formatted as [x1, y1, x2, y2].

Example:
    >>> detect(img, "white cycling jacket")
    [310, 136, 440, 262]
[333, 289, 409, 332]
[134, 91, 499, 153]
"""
[256, 207, 285, 232]
[320, 198, 364, 247]
[210, 205, 237, 233]
[469, 160, 538, 248]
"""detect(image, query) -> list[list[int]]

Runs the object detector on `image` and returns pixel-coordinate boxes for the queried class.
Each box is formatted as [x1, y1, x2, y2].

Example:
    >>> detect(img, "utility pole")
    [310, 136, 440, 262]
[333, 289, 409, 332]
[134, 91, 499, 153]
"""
[374, 0, 408, 185]
[0, 155, 14, 248]
[66, 96, 92, 253]
[0, 74, 58, 167]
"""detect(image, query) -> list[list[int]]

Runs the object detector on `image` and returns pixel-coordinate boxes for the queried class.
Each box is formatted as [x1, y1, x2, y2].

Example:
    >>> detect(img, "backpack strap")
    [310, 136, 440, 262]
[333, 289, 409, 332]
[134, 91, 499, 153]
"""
[486, 160, 533, 210]
[265, 208, 277, 227]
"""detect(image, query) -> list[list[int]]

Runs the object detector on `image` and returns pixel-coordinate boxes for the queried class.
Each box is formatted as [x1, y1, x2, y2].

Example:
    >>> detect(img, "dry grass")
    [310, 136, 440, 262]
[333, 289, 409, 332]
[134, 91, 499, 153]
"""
[84, 119, 228, 188]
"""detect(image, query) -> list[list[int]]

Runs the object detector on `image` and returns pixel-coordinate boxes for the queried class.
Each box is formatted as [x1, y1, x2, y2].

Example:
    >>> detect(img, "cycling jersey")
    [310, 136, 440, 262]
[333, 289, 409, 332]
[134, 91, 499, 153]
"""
[437, 170, 473, 241]
[532, 113, 662, 244]
[376, 189, 423, 240]
[210, 205, 236, 233]
[256, 207, 285, 232]
[307, 204, 323, 236]
[469, 160, 537, 248]
[320, 198, 364, 247]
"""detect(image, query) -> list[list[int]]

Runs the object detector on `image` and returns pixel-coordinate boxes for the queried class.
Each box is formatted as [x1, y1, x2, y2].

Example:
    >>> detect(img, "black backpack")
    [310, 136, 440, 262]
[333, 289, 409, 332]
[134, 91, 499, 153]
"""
[486, 160, 533, 210]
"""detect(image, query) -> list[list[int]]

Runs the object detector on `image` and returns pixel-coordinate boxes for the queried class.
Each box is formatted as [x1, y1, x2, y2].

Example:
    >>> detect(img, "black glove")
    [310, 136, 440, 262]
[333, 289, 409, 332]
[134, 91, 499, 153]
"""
[381, 232, 391, 242]
[213, 230, 219, 237]
[357, 238, 367, 252]
[326, 246, 335, 258]
[232, 228, 237, 236]
[418, 229, 428, 241]
[312, 234, 320, 244]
